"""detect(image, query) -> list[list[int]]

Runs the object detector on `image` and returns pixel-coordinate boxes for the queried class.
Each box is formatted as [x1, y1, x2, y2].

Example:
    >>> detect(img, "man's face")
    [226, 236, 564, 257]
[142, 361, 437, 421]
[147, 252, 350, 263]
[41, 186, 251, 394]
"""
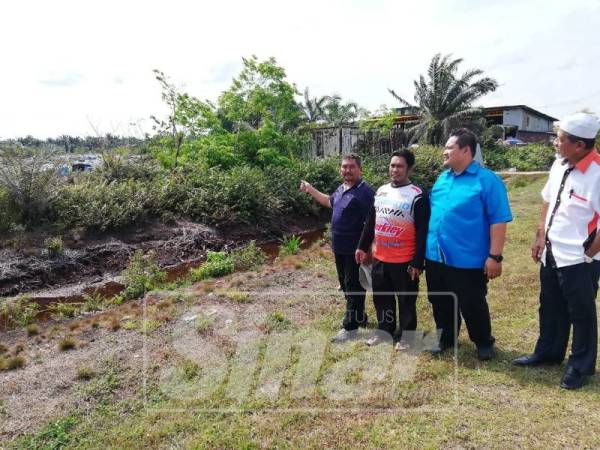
[340, 158, 361, 184]
[443, 136, 469, 169]
[389, 155, 410, 185]
[556, 130, 585, 163]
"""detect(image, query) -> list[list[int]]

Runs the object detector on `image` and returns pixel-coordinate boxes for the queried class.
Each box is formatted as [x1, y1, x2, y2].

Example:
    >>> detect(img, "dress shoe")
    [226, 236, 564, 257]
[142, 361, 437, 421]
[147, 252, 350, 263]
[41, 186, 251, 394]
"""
[560, 366, 588, 390]
[477, 345, 496, 361]
[512, 354, 561, 367]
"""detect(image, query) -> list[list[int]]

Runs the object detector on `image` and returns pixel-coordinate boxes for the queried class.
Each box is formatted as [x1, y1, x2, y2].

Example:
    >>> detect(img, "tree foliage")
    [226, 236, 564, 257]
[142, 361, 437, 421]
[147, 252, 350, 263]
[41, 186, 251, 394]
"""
[389, 53, 498, 145]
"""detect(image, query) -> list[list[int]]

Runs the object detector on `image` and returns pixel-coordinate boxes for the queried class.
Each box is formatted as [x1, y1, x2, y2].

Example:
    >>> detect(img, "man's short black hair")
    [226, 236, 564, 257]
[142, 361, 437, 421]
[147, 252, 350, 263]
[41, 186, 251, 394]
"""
[563, 131, 596, 150]
[342, 153, 362, 168]
[450, 128, 477, 157]
[390, 149, 416, 168]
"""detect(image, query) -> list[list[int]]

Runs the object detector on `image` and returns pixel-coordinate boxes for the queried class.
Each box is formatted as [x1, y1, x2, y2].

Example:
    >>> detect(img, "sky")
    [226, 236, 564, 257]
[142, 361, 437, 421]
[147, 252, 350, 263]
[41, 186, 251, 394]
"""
[2, 0, 600, 139]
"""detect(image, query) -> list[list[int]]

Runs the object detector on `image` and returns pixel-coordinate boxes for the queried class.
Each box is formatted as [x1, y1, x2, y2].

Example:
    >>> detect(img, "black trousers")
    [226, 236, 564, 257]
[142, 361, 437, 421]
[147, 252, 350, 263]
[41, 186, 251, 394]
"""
[372, 259, 418, 338]
[425, 260, 494, 347]
[534, 261, 600, 375]
[334, 253, 367, 330]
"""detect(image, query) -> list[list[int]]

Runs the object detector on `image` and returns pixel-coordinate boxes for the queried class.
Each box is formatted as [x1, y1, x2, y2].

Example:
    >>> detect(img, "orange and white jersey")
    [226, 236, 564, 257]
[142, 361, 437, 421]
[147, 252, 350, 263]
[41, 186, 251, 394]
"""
[542, 149, 600, 268]
[372, 183, 423, 263]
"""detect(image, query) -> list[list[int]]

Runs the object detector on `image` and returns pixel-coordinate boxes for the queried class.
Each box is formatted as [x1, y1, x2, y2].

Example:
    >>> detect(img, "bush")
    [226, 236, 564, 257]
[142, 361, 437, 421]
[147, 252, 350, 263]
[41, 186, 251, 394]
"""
[190, 251, 234, 281]
[180, 166, 282, 226]
[0, 295, 39, 330]
[279, 234, 303, 257]
[485, 143, 555, 172]
[44, 236, 64, 258]
[56, 179, 153, 231]
[121, 250, 167, 300]
[0, 147, 62, 227]
[231, 240, 267, 271]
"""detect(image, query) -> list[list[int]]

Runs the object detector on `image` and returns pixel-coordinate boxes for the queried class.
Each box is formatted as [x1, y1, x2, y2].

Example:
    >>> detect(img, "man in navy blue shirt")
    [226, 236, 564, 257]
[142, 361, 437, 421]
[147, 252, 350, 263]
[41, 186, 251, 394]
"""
[301, 154, 375, 342]
[426, 128, 512, 360]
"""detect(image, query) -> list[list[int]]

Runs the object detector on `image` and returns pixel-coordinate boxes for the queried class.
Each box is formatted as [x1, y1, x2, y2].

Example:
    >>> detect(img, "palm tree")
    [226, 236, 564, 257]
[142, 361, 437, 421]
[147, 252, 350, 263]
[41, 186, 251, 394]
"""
[301, 88, 329, 123]
[323, 94, 361, 127]
[389, 53, 498, 145]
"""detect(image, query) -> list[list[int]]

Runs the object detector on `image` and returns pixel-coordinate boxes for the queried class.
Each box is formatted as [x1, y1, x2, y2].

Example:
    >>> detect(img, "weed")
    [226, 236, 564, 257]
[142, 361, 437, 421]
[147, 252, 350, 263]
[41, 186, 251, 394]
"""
[26, 324, 40, 336]
[58, 337, 77, 351]
[81, 292, 106, 312]
[109, 318, 121, 331]
[123, 320, 137, 330]
[44, 236, 64, 258]
[279, 234, 303, 257]
[232, 240, 267, 271]
[218, 289, 251, 303]
[3, 355, 26, 370]
[76, 366, 95, 381]
[78, 359, 120, 404]
[196, 313, 215, 333]
[0, 295, 39, 329]
[181, 360, 201, 381]
[140, 319, 161, 334]
[264, 312, 292, 332]
[49, 302, 80, 320]
[121, 250, 167, 300]
[190, 251, 234, 281]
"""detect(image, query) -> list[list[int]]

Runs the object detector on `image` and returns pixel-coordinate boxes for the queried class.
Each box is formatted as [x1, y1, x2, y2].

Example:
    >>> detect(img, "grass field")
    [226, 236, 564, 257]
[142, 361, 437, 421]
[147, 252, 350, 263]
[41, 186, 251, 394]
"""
[5, 175, 600, 449]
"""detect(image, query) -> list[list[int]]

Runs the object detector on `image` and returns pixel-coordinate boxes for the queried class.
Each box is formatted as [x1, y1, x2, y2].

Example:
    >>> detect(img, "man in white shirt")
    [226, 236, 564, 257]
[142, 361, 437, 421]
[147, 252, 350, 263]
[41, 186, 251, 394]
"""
[513, 113, 600, 390]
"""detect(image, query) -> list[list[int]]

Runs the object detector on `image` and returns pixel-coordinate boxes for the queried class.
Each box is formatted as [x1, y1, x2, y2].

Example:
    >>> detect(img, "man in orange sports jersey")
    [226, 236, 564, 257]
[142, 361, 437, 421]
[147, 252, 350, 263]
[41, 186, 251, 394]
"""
[355, 149, 430, 349]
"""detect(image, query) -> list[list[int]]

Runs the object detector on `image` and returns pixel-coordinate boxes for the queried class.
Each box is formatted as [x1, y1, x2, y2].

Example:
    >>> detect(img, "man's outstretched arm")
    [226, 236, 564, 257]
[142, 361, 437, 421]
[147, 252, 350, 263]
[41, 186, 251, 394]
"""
[300, 180, 331, 208]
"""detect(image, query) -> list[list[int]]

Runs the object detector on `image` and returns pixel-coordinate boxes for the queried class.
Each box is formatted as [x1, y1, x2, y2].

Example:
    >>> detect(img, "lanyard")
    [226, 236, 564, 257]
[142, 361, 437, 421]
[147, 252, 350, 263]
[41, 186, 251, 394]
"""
[545, 166, 573, 267]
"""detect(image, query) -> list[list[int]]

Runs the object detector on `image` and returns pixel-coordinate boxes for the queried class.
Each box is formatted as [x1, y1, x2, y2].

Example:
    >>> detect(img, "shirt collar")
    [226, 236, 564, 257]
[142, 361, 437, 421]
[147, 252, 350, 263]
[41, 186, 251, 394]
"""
[342, 178, 364, 191]
[575, 148, 600, 174]
[448, 160, 479, 176]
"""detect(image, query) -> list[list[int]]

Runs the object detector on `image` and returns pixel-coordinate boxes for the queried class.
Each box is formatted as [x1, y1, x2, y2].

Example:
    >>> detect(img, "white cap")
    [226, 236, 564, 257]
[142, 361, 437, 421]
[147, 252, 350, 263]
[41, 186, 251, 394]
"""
[559, 113, 600, 139]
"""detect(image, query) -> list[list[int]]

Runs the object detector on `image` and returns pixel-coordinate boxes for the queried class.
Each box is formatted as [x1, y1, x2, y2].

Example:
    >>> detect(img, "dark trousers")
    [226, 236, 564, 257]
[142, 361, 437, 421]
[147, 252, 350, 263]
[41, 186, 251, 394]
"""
[534, 261, 600, 375]
[372, 259, 418, 338]
[425, 260, 494, 347]
[334, 253, 367, 330]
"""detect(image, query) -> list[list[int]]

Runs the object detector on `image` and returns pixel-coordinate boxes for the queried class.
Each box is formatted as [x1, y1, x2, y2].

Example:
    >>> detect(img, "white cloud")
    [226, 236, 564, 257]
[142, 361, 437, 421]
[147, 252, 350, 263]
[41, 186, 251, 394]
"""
[1, 0, 599, 138]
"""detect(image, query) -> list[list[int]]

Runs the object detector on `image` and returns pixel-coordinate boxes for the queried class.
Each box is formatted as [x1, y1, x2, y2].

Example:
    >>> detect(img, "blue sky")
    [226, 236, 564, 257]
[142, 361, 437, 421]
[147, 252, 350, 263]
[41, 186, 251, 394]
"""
[2, 0, 599, 138]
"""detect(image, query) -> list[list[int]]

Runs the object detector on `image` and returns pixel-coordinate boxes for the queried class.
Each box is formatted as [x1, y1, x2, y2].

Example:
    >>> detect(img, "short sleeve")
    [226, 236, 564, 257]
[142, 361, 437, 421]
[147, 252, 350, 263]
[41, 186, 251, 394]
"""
[541, 178, 551, 202]
[484, 173, 513, 224]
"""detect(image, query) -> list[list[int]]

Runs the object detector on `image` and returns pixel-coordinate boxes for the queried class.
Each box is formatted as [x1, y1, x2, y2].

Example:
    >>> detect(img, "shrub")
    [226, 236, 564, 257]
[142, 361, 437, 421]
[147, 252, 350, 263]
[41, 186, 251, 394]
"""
[0, 355, 26, 370]
[0, 147, 62, 227]
[25, 324, 40, 336]
[49, 302, 80, 320]
[0, 295, 39, 329]
[231, 240, 267, 271]
[44, 236, 64, 258]
[121, 250, 167, 300]
[485, 143, 555, 171]
[55, 179, 153, 231]
[58, 337, 77, 351]
[190, 251, 234, 281]
[76, 366, 95, 380]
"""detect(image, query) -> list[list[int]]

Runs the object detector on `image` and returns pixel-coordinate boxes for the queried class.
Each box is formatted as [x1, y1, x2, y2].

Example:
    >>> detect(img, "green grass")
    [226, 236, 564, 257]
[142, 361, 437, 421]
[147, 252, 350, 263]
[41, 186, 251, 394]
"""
[9, 176, 600, 449]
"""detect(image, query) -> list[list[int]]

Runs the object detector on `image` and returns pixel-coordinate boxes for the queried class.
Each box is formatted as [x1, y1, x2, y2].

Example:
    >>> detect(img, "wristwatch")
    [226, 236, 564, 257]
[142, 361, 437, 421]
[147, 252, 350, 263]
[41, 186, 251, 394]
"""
[488, 254, 504, 263]
[584, 254, 594, 264]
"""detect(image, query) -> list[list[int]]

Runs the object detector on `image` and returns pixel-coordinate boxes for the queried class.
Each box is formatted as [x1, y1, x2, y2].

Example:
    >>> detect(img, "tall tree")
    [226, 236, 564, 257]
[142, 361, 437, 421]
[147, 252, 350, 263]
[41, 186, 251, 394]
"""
[389, 53, 498, 145]
[300, 88, 329, 123]
[323, 94, 361, 127]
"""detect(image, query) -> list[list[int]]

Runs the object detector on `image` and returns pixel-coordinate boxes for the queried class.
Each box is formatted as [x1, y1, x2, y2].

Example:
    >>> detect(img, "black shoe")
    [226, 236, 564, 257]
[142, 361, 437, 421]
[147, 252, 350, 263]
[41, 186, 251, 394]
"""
[512, 354, 562, 367]
[477, 345, 496, 361]
[430, 341, 454, 355]
[560, 366, 588, 390]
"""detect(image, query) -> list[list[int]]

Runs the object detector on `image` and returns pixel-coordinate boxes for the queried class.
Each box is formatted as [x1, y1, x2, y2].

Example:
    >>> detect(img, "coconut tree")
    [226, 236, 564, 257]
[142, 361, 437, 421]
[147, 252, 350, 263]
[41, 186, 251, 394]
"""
[389, 53, 498, 145]
[301, 88, 329, 123]
[323, 94, 361, 127]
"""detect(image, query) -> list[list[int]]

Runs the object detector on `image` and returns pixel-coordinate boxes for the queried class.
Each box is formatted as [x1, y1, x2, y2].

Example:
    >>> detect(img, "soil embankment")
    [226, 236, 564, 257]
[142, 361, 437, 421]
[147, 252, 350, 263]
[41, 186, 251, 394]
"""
[0, 214, 327, 300]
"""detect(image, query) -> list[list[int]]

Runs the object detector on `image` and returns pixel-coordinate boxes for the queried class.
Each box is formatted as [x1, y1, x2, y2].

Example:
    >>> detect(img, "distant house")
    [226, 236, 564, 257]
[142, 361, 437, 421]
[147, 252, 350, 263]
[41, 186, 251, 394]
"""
[482, 105, 557, 143]
[310, 104, 558, 156]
